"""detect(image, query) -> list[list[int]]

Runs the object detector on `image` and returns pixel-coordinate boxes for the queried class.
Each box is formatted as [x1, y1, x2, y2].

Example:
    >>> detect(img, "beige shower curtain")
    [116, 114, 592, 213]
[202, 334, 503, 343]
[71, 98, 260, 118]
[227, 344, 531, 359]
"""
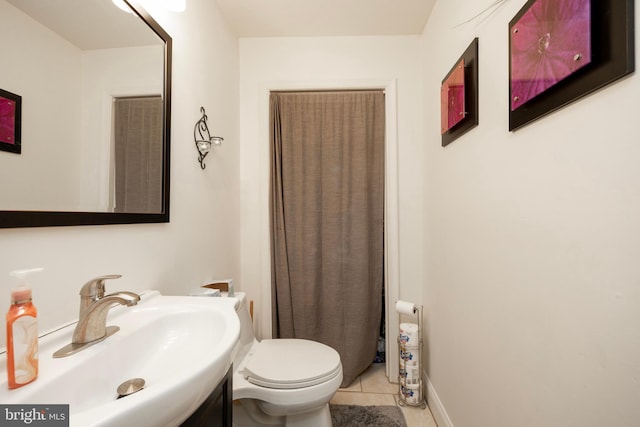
[269, 90, 385, 387]
[113, 96, 163, 213]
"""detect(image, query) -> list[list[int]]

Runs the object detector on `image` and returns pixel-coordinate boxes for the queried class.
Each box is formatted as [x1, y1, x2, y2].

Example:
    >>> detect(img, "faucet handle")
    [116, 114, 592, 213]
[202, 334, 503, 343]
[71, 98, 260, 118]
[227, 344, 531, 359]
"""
[79, 274, 122, 299]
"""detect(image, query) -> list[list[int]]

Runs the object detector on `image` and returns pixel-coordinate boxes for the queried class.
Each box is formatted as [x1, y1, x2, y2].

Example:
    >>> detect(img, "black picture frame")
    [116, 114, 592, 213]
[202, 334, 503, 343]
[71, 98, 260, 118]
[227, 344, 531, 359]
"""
[509, 0, 635, 131]
[441, 38, 479, 147]
[0, 88, 22, 154]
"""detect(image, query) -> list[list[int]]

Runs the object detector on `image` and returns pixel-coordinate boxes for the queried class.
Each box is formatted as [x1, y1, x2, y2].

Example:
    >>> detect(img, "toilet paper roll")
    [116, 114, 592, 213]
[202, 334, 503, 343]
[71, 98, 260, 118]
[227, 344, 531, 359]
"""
[400, 383, 421, 405]
[395, 300, 416, 315]
[399, 323, 419, 346]
[400, 346, 420, 367]
[400, 364, 415, 380]
[399, 366, 407, 380]
[400, 364, 421, 385]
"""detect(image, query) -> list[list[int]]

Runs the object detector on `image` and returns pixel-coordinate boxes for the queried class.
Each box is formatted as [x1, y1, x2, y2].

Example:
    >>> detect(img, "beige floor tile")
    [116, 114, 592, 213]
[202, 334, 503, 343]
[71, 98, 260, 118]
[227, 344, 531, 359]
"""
[330, 390, 397, 406]
[360, 363, 399, 395]
[330, 363, 438, 427]
[338, 376, 362, 393]
[394, 395, 438, 427]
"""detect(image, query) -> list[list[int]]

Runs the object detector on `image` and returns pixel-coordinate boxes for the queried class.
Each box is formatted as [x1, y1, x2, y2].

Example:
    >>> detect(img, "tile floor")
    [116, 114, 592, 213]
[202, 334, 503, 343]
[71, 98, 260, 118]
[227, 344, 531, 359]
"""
[330, 363, 438, 427]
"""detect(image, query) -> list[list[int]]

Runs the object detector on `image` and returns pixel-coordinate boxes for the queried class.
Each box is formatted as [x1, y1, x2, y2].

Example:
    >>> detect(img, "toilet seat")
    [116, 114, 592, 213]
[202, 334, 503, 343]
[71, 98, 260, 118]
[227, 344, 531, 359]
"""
[243, 339, 341, 389]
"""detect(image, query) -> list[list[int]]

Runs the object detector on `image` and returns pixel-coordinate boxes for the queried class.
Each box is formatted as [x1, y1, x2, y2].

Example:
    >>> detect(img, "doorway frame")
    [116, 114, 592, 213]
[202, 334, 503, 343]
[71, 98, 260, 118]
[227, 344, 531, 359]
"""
[256, 78, 400, 383]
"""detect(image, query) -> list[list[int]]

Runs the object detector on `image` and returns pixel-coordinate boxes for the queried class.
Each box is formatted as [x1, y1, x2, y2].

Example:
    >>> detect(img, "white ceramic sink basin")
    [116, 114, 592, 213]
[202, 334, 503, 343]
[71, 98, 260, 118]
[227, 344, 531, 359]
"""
[0, 291, 240, 427]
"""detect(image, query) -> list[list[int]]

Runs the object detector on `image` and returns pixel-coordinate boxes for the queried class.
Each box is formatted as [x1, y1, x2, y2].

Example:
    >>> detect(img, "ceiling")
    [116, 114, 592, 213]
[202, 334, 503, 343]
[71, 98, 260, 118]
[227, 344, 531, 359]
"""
[7, 0, 435, 49]
[7, 0, 162, 50]
[215, 0, 437, 37]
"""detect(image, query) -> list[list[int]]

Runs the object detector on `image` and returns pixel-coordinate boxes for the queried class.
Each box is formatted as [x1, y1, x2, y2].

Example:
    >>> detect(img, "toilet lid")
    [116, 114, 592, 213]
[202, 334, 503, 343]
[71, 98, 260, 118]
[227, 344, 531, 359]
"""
[243, 339, 341, 389]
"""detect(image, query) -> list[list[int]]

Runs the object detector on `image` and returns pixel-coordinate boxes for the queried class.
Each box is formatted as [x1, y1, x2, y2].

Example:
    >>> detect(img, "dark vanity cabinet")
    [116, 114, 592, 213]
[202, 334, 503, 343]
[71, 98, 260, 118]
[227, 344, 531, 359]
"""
[181, 366, 232, 427]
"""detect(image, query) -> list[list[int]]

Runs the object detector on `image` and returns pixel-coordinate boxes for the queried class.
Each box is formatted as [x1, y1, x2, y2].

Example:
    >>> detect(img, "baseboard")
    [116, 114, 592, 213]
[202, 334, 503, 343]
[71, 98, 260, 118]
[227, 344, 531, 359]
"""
[424, 374, 454, 427]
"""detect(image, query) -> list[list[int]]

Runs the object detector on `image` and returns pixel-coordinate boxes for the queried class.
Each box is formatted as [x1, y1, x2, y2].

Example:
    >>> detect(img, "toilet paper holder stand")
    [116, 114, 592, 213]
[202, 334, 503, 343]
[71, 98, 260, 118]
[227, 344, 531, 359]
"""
[397, 303, 427, 409]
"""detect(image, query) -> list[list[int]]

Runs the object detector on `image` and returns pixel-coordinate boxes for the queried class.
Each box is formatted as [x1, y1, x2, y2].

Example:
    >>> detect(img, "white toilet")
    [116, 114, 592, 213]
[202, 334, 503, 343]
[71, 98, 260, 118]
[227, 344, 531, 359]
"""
[230, 292, 343, 427]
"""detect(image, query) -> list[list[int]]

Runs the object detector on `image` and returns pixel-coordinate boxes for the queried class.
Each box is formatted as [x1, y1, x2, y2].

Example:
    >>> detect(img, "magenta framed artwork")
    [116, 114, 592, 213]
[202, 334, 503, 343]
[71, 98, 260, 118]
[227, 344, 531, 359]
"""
[441, 38, 479, 147]
[0, 88, 21, 154]
[441, 60, 465, 134]
[509, 0, 635, 131]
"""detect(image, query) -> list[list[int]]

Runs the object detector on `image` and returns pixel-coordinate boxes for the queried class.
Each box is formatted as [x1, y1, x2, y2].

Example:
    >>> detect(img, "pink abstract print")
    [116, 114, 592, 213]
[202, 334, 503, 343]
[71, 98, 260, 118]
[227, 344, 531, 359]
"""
[441, 60, 465, 134]
[0, 96, 16, 144]
[510, 0, 591, 111]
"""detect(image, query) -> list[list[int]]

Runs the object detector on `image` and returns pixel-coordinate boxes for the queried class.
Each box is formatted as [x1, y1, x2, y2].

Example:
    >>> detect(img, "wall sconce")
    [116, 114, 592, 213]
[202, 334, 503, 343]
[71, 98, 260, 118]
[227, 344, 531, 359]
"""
[194, 107, 223, 170]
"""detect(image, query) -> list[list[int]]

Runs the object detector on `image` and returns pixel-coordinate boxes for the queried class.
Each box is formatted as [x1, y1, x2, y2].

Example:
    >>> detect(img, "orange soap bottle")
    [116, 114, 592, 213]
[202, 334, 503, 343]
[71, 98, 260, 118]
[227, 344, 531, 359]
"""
[6, 268, 41, 389]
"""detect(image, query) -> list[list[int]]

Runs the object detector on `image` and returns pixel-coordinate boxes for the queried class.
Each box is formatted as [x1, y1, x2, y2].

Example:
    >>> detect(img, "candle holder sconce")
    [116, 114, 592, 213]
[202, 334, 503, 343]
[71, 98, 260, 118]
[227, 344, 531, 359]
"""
[194, 106, 223, 169]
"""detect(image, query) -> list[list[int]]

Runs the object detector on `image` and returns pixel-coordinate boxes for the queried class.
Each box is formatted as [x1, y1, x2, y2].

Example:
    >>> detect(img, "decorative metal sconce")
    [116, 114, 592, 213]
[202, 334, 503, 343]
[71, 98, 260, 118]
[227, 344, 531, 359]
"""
[194, 107, 223, 169]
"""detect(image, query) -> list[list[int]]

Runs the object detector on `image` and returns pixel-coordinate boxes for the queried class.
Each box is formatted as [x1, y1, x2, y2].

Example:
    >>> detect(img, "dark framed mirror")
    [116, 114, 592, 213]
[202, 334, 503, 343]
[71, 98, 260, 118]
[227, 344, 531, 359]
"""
[0, 0, 171, 228]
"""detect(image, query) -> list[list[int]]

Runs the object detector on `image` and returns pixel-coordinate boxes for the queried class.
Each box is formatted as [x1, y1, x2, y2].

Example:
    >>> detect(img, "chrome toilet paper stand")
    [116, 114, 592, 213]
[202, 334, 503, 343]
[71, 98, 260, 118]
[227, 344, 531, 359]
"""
[397, 303, 427, 409]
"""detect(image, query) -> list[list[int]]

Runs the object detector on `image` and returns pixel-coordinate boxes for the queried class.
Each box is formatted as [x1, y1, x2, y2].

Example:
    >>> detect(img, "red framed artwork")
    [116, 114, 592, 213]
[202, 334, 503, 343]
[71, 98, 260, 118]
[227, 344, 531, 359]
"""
[0, 88, 22, 154]
[441, 38, 479, 147]
[509, 0, 635, 131]
[441, 59, 465, 134]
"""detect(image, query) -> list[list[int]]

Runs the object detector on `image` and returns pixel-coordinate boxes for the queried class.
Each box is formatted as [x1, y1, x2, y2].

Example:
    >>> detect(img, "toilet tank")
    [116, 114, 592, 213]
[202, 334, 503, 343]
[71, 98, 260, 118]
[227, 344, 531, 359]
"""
[232, 292, 257, 356]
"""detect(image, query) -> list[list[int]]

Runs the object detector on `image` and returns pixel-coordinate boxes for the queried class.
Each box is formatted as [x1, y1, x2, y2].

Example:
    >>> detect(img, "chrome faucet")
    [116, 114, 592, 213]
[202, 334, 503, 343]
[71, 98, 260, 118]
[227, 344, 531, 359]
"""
[53, 275, 140, 358]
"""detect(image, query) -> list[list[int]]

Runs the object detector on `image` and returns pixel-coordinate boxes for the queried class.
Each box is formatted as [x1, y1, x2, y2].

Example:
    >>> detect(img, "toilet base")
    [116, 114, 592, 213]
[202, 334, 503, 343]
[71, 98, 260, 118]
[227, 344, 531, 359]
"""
[285, 404, 331, 427]
[233, 400, 332, 427]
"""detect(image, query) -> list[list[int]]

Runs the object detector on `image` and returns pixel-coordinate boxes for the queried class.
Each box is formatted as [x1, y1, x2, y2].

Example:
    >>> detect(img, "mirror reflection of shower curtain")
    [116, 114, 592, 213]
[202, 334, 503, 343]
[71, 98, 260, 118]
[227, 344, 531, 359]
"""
[269, 90, 385, 387]
[113, 96, 163, 213]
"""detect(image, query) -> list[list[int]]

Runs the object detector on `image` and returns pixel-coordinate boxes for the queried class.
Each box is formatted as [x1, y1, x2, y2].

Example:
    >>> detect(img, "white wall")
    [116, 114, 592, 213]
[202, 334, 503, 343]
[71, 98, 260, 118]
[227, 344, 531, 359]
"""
[0, 0, 240, 347]
[81, 45, 164, 211]
[239, 36, 424, 339]
[0, 0, 83, 211]
[421, 1, 640, 426]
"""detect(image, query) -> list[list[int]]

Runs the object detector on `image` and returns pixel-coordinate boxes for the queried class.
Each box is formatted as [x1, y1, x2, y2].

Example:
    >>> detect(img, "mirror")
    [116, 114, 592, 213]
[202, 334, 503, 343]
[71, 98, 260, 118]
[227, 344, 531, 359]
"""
[0, 0, 171, 228]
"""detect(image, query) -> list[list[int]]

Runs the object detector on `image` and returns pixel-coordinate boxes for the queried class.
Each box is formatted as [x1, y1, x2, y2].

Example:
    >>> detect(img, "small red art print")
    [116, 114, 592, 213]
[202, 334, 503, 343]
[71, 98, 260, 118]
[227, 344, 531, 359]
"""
[510, 0, 592, 111]
[441, 59, 465, 134]
[0, 95, 17, 144]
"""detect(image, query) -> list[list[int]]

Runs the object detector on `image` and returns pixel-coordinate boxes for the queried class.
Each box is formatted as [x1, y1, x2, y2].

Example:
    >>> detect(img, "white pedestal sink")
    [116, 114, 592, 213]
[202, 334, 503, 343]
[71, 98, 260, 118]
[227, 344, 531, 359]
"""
[0, 291, 240, 427]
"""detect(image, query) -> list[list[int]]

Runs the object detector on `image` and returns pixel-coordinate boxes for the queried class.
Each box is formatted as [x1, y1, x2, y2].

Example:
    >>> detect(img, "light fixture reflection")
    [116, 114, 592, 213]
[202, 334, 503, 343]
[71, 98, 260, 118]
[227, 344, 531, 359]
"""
[112, 0, 134, 13]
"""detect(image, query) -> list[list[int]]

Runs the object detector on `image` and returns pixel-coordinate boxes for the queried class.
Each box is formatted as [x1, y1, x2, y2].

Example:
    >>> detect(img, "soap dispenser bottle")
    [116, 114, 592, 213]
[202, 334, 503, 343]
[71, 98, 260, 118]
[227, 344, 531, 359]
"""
[6, 267, 42, 389]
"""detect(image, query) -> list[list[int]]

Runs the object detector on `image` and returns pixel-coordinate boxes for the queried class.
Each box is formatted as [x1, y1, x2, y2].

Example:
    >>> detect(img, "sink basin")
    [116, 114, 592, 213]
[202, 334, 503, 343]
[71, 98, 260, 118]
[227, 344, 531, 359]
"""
[0, 291, 240, 427]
